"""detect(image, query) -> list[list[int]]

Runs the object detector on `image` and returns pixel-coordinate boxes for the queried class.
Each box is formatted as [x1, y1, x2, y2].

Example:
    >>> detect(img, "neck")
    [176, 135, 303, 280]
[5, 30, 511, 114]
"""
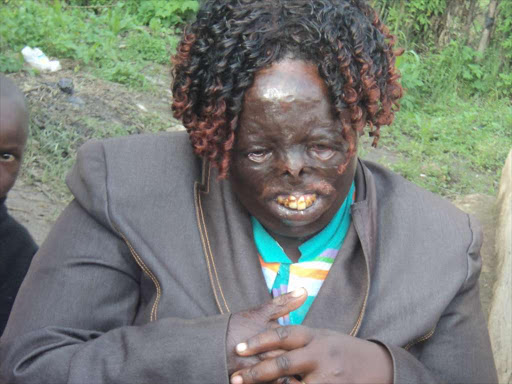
[269, 231, 307, 263]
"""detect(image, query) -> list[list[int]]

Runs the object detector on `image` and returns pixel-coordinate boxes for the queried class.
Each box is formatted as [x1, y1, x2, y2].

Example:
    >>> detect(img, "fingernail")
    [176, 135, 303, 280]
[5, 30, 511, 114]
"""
[291, 287, 306, 297]
[231, 375, 243, 384]
[236, 342, 247, 353]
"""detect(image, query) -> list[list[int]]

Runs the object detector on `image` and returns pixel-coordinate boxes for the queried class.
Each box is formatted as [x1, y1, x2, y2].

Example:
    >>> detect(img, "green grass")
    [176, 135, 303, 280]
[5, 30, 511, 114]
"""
[383, 96, 512, 197]
[0, 0, 183, 88]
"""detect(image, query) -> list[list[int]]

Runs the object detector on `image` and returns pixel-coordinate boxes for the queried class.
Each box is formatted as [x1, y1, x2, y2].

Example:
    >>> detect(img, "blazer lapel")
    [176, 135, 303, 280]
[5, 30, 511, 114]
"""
[303, 159, 377, 336]
[194, 161, 270, 315]
[301, 223, 368, 335]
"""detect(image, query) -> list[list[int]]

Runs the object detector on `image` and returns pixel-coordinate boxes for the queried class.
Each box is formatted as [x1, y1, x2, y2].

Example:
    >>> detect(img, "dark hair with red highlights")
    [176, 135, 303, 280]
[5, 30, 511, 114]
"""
[172, 0, 403, 178]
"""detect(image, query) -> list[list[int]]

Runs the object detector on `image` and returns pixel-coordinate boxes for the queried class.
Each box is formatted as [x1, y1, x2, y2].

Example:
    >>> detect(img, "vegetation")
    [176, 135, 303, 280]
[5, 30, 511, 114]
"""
[0, 0, 197, 86]
[1, 0, 511, 201]
[367, 0, 512, 196]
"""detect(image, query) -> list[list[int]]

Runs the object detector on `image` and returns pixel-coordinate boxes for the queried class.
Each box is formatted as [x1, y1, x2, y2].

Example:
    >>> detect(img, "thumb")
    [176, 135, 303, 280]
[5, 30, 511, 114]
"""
[261, 288, 308, 321]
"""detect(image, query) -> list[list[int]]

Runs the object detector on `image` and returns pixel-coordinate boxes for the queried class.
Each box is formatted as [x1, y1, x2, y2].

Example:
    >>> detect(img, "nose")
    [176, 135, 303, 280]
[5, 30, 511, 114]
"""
[280, 150, 306, 180]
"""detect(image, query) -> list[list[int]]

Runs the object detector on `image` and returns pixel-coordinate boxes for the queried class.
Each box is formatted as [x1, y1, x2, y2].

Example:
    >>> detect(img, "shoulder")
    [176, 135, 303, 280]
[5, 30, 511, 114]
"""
[66, 131, 201, 227]
[363, 159, 481, 284]
[72, 130, 194, 168]
[363, 159, 471, 230]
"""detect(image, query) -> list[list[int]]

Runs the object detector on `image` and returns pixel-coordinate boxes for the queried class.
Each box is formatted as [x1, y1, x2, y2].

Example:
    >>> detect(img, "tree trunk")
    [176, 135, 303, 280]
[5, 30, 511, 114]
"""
[462, 0, 478, 44]
[478, 0, 500, 55]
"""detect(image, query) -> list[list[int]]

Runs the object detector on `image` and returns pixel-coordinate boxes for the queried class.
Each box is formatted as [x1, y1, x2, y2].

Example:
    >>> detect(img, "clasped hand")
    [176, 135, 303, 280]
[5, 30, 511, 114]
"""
[227, 288, 393, 384]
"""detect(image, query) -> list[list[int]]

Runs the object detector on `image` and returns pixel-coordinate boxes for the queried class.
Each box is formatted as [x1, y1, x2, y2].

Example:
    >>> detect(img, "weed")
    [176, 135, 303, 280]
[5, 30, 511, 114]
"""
[0, 52, 24, 73]
[136, 0, 199, 28]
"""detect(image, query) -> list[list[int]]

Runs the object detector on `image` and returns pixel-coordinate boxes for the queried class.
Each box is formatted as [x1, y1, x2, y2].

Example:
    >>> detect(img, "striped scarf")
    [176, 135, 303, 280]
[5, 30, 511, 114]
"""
[253, 182, 355, 325]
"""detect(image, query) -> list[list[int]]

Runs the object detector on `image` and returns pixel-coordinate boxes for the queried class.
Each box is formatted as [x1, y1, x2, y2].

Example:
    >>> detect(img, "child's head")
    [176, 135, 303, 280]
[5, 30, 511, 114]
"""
[0, 74, 29, 198]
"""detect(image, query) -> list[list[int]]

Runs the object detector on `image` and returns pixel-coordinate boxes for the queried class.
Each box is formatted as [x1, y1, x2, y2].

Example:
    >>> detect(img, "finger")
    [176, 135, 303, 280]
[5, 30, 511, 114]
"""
[264, 288, 308, 321]
[231, 349, 314, 384]
[236, 326, 312, 356]
[257, 348, 286, 360]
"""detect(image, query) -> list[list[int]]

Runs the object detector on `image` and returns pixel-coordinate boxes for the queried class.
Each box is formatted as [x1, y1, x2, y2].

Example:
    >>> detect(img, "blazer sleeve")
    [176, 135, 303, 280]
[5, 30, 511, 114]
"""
[376, 214, 498, 384]
[0, 154, 231, 384]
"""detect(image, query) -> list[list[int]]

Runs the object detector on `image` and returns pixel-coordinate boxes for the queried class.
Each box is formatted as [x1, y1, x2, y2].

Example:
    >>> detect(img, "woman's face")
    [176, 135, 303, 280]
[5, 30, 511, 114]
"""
[230, 59, 358, 239]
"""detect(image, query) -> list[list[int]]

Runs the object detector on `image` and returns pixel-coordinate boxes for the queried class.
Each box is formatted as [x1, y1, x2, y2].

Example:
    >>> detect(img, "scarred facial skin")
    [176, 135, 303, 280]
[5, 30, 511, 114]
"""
[230, 59, 358, 250]
[0, 99, 28, 198]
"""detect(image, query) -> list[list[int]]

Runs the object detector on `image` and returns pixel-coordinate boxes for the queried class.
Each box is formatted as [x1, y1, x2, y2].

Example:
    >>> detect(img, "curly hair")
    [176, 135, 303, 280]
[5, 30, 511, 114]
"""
[172, 0, 403, 178]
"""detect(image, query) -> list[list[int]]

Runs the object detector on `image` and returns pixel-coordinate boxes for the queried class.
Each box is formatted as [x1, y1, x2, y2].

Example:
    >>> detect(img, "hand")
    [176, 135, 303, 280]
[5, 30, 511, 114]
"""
[226, 288, 308, 375]
[230, 325, 393, 384]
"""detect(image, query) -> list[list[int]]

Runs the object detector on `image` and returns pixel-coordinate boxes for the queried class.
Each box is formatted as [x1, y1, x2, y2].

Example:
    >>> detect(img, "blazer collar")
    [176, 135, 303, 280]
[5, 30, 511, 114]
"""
[304, 160, 377, 335]
[194, 158, 377, 335]
[352, 158, 378, 278]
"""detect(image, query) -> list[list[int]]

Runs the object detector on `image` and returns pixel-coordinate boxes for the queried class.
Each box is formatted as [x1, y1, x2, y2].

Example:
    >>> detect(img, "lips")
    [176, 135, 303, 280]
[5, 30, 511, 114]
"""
[276, 194, 317, 211]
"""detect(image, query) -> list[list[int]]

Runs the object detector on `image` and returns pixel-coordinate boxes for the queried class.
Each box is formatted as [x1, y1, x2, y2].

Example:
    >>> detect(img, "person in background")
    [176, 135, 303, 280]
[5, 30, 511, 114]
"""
[0, 74, 38, 336]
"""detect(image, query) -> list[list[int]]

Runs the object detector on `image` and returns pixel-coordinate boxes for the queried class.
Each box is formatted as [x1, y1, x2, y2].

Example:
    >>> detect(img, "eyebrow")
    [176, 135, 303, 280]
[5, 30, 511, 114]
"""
[0, 145, 23, 153]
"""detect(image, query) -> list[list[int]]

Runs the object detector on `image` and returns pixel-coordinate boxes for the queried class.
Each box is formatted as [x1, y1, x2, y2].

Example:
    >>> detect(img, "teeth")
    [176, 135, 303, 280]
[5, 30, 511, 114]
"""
[276, 194, 317, 211]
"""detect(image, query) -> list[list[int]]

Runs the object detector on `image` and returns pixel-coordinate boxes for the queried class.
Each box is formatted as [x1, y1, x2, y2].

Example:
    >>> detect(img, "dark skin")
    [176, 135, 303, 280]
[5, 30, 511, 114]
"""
[226, 288, 308, 377]
[0, 98, 28, 198]
[226, 60, 393, 383]
[230, 59, 357, 262]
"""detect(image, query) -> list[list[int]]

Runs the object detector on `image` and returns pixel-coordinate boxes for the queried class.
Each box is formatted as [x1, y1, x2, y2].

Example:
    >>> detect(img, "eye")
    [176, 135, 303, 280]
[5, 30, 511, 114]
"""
[0, 153, 16, 163]
[309, 145, 335, 160]
[247, 150, 272, 163]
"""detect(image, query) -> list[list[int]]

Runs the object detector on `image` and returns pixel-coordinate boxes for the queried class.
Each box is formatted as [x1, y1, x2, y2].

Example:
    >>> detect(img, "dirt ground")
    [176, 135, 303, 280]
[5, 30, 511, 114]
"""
[4, 64, 498, 318]
[7, 179, 61, 245]
[5, 61, 182, 234]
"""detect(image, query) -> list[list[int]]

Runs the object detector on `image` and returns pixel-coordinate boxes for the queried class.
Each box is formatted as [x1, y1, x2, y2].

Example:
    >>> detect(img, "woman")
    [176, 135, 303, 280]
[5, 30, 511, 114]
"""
[0, 0, 497, 383]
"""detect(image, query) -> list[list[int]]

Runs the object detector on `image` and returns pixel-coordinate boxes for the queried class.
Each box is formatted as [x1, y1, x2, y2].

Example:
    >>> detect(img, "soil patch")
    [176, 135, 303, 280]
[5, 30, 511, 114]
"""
[6, 179, 64, 245]
[5, 60, 184, 241]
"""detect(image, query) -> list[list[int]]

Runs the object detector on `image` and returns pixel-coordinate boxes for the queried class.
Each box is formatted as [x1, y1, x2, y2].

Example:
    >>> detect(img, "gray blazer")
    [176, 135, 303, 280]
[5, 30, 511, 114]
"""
[0, 132, 497, 383]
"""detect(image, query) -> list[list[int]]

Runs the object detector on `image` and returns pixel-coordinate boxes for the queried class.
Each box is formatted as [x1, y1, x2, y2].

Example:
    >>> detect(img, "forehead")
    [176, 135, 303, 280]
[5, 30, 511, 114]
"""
[0, 98, 28, 147]
[239, 59, 339, 141]
[245, 59, 329, 105]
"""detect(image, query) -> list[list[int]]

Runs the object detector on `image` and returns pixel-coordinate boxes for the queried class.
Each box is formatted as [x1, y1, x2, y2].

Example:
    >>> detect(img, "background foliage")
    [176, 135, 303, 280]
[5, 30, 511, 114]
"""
[0, 0, 197, 86]
[1, 0, 511, 198]
[366, 0, 512, 195]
